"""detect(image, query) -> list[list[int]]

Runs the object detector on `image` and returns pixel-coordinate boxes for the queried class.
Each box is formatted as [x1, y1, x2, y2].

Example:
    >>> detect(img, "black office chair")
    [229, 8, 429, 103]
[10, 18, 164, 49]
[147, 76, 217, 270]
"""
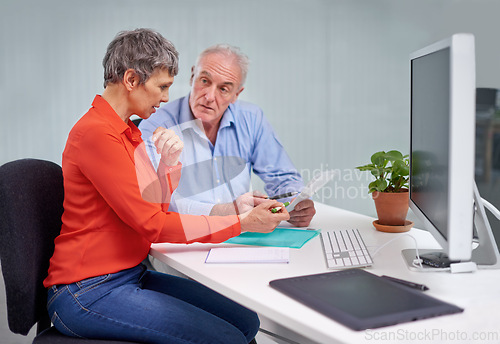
[0, 159, 140, 343]
[131, 118, 142, 127]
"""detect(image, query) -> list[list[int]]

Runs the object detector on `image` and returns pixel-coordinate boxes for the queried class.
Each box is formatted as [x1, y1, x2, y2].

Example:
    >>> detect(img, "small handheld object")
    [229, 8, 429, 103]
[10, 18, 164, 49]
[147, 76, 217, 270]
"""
[381, 275, 429, 291]
[286, 170, 337, 212]
[271, 202, 290, 213]
[269, 191, 298, 200]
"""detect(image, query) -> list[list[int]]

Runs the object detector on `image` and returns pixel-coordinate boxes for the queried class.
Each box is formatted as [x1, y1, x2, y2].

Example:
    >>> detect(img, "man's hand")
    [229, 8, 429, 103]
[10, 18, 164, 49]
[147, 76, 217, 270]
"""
[238, 200, 290, 233]
[153, 127, 183, 166]
[288, 199, 316, 227]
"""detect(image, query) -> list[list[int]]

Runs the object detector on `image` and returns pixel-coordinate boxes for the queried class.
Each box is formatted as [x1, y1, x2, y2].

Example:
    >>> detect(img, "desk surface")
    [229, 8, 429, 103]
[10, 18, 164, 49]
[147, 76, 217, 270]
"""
[150, 203, 500, 344]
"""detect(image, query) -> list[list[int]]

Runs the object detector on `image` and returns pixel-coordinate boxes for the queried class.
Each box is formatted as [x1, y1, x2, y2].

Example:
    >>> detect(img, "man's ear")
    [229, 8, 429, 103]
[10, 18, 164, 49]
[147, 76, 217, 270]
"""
[123, 69, 138, 91]
[231, 87, 244, 103]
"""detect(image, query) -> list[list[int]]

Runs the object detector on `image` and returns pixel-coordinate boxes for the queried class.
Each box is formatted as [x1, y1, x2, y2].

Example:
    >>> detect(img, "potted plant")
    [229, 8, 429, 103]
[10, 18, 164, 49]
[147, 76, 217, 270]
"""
[356, 150, 413, 232]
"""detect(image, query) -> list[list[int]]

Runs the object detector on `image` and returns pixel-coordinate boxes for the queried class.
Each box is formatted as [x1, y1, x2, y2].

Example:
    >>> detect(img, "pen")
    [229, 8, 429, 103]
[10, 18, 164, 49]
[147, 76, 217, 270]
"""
[381, 275, 429, 291]
[269, 191, 298, 200]
[271, 202, 290, 213]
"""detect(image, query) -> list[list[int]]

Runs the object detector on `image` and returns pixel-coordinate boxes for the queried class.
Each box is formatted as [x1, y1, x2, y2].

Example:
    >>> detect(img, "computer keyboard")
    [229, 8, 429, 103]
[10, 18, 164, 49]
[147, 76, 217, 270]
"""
[320, 228, 373, 269]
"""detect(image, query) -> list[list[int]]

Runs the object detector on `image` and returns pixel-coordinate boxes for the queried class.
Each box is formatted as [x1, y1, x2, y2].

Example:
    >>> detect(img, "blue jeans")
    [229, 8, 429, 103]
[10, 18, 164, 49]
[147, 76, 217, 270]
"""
[47, 265, 259, 343]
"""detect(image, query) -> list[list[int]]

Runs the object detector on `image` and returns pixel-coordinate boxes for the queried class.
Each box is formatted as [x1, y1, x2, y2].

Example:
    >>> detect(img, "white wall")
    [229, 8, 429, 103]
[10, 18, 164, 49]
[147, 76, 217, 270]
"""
[1, 0, 500, 218]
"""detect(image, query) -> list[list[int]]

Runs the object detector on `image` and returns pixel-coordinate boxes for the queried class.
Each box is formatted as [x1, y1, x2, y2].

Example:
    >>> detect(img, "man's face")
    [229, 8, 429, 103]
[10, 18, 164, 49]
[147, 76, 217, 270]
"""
[188, 52, 244, 126]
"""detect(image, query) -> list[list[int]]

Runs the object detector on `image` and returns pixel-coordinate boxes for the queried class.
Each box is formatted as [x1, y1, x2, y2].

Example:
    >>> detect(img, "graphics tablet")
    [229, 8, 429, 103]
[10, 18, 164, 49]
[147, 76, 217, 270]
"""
[269, 269, 463, 331]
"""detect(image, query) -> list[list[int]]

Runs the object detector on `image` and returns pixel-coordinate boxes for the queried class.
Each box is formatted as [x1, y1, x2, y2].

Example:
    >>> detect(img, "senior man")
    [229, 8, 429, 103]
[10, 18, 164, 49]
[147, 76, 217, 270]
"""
[140, 44, 315, 227]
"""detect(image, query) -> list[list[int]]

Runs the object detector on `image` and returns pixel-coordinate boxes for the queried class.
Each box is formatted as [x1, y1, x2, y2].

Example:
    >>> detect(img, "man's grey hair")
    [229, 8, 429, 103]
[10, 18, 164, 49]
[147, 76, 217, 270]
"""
[195, 44, 250, 88]
[103, 28, 179, 88]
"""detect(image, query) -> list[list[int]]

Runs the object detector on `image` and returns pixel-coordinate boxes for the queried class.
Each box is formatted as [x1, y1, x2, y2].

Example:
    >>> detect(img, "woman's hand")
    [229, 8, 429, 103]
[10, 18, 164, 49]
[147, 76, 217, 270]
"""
[234, 190, 269, 214]
[152, 127, 183, 166]
[238, 200, 290, 233]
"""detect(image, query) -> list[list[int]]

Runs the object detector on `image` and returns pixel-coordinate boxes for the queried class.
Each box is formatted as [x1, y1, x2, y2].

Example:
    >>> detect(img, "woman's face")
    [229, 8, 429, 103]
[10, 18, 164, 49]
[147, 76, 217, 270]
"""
[131, 69, 174, 119]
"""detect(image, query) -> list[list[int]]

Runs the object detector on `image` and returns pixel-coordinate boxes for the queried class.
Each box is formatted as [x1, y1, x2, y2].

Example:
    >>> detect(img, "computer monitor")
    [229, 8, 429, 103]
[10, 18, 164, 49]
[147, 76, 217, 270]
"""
[405, 33, 500, 271]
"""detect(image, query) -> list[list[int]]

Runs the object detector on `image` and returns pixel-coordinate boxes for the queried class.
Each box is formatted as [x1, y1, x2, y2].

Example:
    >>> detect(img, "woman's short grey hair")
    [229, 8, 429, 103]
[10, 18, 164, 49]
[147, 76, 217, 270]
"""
[103, 28, 179, 88]
[196, 44, 250, 88]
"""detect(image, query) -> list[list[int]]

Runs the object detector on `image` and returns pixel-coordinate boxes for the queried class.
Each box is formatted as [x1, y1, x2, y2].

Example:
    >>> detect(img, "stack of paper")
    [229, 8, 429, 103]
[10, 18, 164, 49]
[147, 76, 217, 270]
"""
[224, 227, 320, 248]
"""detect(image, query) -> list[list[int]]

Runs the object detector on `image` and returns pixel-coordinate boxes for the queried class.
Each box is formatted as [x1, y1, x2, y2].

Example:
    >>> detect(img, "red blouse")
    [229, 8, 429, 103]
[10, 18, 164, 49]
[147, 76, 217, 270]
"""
[44, 96, 240, 287]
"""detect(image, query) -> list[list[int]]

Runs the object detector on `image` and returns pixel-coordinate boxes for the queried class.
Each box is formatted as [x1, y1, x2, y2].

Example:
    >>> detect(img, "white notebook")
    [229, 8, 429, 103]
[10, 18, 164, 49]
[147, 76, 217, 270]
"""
[205, 247, 290, 264]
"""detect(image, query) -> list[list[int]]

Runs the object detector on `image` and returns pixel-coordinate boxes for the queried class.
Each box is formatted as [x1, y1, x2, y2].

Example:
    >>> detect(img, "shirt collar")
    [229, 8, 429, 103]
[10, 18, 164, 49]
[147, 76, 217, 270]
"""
[179, 93, 235, 135]
[220, 103, 235, 129]
[92, 95, 142, 143]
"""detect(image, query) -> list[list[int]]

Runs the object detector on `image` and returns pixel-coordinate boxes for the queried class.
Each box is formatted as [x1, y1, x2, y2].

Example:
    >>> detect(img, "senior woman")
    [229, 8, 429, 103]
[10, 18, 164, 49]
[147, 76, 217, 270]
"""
[43, 28, 288, 344]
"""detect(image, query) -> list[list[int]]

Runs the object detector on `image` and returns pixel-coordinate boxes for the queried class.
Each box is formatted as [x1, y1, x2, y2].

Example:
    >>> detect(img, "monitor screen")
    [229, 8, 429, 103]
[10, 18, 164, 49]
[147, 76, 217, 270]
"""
[409, 34, 475, 261]
[410, 47, 451, 242]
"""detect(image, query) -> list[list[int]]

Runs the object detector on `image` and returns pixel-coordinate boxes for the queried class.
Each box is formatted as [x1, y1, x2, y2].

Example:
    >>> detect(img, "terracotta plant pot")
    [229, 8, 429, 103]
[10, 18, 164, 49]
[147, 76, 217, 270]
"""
[372, 190, 409, 226]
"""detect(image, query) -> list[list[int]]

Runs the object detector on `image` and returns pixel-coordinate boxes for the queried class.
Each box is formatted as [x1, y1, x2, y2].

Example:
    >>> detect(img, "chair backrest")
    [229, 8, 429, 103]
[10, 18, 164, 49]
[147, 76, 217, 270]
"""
[131, 118, 142, 127]
[0, 159, 64, 335]
[476, 87, 498, 110]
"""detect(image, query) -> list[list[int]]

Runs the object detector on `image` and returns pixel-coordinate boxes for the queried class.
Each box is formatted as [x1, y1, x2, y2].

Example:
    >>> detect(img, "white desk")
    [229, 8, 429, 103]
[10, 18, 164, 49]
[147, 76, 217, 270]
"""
[149, 203, 500, 344]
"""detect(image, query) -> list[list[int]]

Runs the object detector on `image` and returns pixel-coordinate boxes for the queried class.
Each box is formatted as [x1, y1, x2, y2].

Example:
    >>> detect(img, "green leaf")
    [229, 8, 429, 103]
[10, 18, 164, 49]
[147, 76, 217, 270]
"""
[385, 150, 403, 162]
[370, 179, 388, 192]
[392, 160, 409, 176]
[358, 149, 409, 193]
[355, 163, 376, 171]
[370, 168, 383, 178]
[370, 151, 386, 167]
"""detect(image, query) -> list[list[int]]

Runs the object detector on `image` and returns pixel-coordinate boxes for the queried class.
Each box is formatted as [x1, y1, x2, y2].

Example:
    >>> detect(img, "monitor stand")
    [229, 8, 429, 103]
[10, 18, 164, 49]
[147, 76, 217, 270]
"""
[402, 182, 500, 271]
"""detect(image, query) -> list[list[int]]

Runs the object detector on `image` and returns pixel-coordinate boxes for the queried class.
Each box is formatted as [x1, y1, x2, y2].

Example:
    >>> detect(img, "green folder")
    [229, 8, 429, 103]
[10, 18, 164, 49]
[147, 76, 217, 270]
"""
[224, 227, 320, 249]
